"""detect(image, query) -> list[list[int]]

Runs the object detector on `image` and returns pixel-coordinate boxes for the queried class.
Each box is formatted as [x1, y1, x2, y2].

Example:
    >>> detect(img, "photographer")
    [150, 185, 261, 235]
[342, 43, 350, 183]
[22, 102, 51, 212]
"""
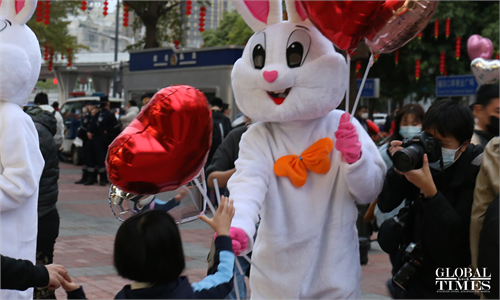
[378, 100, 483, 299]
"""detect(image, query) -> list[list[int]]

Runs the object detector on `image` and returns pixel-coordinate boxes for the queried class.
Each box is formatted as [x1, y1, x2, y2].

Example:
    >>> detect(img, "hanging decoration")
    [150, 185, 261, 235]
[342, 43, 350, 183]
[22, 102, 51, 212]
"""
[81, 1, 87, 11]
[185, 1, 192, 16]
[440, 51, 445, 75]
[455, 36, 461, 60]
[395, 49, 399, 65]
[418, 32, 422, 40]
[103, 1, 108, 16]
[374, 54, 380, 62]
[174, 40, 180, 49]
[44, 44, 49, 61]
[496, 53, 499, 60]
[415, 59, 421, 81]
[123, 3, 129, 27]
[67, 48, 73, 67]
[434, 19, 439, 40]
[199, 6, 206, 32]
[48, 47, 54, 72]
[36, 1, 43, 23]
[445, 18, 450, 38]
[43, 0, 50, 26]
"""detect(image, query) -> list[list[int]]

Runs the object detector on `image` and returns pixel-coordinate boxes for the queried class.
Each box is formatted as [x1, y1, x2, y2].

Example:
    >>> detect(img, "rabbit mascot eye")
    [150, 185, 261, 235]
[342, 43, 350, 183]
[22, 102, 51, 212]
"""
[0, 1, 45, 299]
[227, 1, 387, 298]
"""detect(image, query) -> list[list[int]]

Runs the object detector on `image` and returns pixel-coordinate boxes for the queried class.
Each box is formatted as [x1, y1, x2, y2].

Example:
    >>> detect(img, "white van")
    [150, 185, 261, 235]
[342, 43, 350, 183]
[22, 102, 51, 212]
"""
[60, 94, 123, 165]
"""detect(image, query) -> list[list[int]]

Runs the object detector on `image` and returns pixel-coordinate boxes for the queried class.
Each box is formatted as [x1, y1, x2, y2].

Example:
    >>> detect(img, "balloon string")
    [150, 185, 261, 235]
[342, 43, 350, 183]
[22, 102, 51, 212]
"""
[241, 255, 288, 298]
[213, 178, 222, 207]
[194, 177, 216, 216]
[346, 54, 351, 112]
[233, 258, 244, 300]
[350, 54, 374, 122]
[233, 272, 240, 300]
[182, 185, 199, 211]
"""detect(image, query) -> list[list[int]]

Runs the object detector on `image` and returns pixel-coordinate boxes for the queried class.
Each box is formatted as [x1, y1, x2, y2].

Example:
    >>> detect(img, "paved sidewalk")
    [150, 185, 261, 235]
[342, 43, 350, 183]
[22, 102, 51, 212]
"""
[53, 162, 391, 299]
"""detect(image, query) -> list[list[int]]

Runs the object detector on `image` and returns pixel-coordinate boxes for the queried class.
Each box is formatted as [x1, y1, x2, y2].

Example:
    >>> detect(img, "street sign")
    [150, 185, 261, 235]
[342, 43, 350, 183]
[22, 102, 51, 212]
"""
[356, 78, 380, 98]
[436, 75, 479, 97]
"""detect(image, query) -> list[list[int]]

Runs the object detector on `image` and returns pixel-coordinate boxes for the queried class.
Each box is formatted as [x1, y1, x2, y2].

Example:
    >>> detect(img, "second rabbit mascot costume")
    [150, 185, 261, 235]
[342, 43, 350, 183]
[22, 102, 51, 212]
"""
[227, 1, 386, 299]
[0, 1, 44, 299]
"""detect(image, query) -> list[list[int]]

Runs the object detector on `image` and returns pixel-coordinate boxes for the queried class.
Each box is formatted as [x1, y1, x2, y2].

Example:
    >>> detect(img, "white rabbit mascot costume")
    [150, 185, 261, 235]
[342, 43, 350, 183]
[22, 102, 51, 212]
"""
[227, 1, 387, 298]
[0, 0, 44, 299]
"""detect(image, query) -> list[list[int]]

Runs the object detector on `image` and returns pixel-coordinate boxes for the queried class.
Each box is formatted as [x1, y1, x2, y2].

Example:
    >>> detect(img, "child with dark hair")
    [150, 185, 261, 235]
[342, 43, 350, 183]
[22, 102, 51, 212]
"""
[378, 99, 483, 299]
[62, 197, 235, 299]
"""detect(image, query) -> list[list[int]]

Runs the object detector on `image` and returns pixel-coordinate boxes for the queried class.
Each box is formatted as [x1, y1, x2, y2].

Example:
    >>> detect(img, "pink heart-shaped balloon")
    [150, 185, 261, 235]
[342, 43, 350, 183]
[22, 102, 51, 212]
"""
[467, 34, 493, 61]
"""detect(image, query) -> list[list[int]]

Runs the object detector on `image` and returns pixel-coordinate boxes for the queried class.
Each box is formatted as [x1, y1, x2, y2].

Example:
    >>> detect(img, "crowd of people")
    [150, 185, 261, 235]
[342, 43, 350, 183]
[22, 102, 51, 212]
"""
[1, 85, 499, 300]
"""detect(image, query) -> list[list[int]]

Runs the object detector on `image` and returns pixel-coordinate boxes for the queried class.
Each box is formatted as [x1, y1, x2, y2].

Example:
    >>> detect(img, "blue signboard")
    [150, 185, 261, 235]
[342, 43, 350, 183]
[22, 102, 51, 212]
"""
[129, 47, 244, 72]
[436, 75, 479, 97]
[356, 78, 380, 98]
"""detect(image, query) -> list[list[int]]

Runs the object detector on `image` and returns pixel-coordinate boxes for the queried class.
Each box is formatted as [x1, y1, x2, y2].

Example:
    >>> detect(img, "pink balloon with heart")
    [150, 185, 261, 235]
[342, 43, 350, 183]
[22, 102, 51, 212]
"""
[467, 34, 494, 61]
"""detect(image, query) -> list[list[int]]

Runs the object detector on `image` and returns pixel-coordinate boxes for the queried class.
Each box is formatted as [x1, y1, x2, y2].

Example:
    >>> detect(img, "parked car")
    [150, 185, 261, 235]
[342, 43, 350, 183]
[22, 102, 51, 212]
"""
[372, 113, 387, 126]
[60, 94, 123, 165]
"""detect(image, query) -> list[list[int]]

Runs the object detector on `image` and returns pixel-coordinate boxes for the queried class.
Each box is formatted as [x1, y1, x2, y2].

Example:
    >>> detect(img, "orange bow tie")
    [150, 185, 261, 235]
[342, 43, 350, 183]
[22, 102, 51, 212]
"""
[274, 138, 334, 187]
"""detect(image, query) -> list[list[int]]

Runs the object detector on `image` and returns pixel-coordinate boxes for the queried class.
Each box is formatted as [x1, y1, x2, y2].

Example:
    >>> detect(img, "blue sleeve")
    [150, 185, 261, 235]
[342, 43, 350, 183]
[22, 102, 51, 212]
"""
[191, 236, 234, 299]
[153, 197, 180, 212]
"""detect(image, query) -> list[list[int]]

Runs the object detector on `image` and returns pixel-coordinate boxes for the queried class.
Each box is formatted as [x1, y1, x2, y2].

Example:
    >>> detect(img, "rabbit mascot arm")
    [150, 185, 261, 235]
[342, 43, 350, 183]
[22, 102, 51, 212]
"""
[227, 0, 387, 298]
[0, 1, 45, 299]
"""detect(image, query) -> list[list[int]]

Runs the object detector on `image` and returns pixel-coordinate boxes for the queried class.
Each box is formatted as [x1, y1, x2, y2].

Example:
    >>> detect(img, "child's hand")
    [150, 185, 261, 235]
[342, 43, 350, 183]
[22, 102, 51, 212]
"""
[198, 196, 235, 236]
[60, 276, 80, 293]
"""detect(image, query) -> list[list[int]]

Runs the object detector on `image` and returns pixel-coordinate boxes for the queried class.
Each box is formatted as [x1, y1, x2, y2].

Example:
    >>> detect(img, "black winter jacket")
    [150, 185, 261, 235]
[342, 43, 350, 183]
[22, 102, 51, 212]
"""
[206, 125, 247, 178]
[1, 255, 49, 290]
[26, 107, 59, 218]
[378, 144, 483, 299]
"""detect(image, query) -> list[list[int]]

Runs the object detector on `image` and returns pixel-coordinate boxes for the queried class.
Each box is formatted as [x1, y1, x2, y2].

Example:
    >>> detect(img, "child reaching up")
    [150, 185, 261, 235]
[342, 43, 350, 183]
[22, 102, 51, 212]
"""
[63, 197, 235, 299]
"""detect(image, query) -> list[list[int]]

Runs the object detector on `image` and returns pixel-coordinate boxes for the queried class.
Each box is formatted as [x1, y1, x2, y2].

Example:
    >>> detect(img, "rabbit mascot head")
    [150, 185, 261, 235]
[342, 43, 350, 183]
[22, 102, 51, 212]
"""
[0, 0, 41, 105]
[231, 0, 348, 123]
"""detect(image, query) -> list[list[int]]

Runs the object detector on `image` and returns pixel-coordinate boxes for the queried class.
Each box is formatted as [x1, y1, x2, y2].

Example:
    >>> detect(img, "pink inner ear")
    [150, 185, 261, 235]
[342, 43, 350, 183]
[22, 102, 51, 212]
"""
[294, 1, 308, 21]
[244, 0, 269, 24]
[15, 0, 25, 14]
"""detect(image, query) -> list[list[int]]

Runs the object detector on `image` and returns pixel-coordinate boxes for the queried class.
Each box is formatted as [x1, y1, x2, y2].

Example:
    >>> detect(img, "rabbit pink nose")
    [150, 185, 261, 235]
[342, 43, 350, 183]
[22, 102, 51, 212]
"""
[263, 70, 278, 83]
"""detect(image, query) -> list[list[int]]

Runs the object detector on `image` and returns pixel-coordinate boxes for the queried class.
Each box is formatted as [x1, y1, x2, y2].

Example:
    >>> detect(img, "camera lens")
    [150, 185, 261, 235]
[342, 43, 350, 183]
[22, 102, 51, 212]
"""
[393, 145, 425, 172]
[393, 261, 420, 291]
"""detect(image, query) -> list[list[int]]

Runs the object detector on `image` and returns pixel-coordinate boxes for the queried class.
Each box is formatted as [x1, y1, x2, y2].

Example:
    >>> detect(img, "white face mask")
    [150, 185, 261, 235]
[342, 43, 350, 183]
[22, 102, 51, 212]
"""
[361, 112, 369, 119]
[429, 143, 464, 170]
[399, 125, 421, 139]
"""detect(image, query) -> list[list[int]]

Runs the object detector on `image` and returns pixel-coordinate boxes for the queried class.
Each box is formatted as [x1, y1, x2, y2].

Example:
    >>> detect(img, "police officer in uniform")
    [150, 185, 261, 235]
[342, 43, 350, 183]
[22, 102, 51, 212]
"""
[85, 96, 119, 186]
[75, 101, 96, 184]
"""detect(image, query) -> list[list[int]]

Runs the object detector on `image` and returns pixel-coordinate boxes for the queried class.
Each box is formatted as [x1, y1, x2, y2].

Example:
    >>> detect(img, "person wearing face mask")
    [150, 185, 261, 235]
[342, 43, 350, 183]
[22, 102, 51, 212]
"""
[378, 100, 483, 299]
[472, 84, 499, 147]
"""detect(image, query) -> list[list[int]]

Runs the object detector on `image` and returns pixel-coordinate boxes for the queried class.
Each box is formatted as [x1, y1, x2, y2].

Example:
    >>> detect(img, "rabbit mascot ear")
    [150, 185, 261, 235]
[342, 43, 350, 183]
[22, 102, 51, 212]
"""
[0, 0, 41, 106]
[230, 0, 348, 123]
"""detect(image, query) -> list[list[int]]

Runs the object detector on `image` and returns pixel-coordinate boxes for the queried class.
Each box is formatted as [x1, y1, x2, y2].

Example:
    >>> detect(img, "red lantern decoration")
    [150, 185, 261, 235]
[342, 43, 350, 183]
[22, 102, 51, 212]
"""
[174, 40, 180, 49]
[355, 60, 361, 73]
[44, 45, 49, 61]
[440, 51, 445, 75]
[434, 19, 439, 40]
[81, 0, 87, 11]
[374, 54, 380, 62]
[48, 47, 54, 72]
[36, 1, 43, 23]
[415, 59, 421, 81]
[199, 6, 206, 32]
[395, 49, 399, 66]
[455, 36, 461, 60]
[185, 1, 192, 16]
[67, 48, 73, 67]
[103, 1, 108, 16]
[445, 18, 450, 39]
[418, 32, 422, 40]
[123, 3, 129, 27]
[496, 53, 499, 60]
[43, 0, 50, 26]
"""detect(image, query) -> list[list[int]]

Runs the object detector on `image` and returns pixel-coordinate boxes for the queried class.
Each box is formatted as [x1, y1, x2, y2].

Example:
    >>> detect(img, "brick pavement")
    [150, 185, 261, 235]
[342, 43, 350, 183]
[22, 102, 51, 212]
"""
[53, 162, 391, 299]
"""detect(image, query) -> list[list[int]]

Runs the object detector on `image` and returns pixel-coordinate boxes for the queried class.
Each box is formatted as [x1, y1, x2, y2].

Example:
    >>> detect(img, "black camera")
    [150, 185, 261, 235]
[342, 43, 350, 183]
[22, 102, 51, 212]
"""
[393, 132, 441, 172]
[392, 242, 424, 290]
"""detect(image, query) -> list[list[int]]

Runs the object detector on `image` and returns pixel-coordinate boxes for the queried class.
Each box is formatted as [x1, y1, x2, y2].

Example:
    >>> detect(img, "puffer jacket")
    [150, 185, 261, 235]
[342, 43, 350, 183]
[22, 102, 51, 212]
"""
[25, 106, 59, 218]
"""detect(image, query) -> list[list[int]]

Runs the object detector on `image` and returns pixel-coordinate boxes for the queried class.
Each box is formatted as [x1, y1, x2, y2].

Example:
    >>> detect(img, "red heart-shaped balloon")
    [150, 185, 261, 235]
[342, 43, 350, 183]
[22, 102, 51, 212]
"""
[300, 1, 404, 53]
[106, 85, 212, 195]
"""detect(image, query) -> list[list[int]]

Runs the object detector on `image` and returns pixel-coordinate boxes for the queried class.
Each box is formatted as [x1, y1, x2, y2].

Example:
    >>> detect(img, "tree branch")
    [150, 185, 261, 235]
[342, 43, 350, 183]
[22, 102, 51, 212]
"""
[158, 1, 181, 16]
[124, 1, 144, 18]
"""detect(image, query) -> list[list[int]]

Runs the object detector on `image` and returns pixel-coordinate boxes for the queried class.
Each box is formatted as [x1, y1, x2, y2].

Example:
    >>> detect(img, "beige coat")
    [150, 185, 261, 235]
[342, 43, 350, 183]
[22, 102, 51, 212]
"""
[470, 137, 500, 270]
